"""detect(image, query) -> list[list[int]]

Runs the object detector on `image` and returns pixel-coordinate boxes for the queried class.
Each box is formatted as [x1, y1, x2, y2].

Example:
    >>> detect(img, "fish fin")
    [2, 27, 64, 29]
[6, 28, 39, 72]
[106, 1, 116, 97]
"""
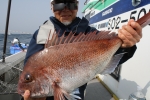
[67, 93, 81, 100]
[44, 30, 56, 47]
[136, 12, 150, 28]
[53, 82, 66, 100]
[63, 94, 78, 100]
[45, 30, 52, 48]
[45, 29, 118, 47]
[63, 31, 74, 43]
[53, 82, 77, 100]
[101, 53, 125, 74]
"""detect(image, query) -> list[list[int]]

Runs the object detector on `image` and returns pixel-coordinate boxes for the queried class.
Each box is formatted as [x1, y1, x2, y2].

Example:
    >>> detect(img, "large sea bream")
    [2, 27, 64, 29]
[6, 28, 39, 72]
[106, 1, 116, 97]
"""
[17, 12, 150, 100]
[17, 31, 123, 99]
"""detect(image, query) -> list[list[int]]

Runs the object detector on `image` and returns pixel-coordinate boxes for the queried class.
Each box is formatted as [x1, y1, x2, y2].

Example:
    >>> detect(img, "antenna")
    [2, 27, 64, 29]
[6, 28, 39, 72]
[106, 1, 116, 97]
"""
[2, 0, 12, 63]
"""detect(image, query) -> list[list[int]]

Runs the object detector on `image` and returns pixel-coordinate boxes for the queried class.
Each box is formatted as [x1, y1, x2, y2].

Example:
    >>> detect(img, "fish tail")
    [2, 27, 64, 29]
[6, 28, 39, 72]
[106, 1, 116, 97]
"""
[136, 12, 150, 28]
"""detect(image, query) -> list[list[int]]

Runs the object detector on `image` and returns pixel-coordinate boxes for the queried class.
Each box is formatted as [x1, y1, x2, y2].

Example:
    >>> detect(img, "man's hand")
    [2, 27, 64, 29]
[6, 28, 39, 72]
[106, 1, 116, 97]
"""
[23, 90, 46, 100]
[118, 19, 142, 48]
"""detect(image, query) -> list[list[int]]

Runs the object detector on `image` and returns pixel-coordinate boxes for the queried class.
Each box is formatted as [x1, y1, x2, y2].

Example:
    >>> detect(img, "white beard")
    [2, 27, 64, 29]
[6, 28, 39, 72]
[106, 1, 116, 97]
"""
[62, 21, 72, 26]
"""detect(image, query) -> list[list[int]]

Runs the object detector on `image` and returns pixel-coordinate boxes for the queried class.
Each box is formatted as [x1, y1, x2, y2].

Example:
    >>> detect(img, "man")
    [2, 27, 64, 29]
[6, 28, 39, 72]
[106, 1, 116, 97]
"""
[12, 38, 25, 51]
[22, 0, 142, 100]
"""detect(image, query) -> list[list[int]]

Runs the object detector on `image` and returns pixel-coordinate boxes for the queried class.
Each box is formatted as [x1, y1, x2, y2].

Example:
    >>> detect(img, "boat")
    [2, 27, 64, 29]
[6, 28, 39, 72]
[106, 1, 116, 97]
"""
[0, 0, 149, 100]
[83, 0, 150, 99]
[10, 38, 28, 54]
[10, 43, 28, 54]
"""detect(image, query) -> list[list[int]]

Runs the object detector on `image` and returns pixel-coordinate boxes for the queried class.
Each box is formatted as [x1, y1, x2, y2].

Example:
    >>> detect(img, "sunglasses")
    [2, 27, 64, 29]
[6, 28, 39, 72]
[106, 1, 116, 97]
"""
[53, 3, 78, 12]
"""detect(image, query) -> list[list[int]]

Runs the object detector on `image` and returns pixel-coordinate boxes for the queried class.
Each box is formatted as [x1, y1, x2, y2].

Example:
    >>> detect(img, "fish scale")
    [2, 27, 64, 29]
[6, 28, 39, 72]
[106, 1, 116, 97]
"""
[18, 33, 122, 97]
[17, 12, 150, 100]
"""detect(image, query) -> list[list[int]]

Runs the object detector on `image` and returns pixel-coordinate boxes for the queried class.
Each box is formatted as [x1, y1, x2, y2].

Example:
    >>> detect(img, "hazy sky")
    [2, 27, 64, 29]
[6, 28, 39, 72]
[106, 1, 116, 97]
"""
[0, 0, 85, 34]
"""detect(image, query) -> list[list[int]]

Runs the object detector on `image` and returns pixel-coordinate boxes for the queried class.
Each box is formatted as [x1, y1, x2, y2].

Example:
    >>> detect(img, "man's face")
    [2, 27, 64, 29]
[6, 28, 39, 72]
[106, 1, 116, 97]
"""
[51, 0, 78, 25]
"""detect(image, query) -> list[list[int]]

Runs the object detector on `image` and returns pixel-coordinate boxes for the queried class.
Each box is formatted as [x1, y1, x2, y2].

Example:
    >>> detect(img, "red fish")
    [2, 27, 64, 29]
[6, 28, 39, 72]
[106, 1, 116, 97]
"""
[17, 12, 150, 100]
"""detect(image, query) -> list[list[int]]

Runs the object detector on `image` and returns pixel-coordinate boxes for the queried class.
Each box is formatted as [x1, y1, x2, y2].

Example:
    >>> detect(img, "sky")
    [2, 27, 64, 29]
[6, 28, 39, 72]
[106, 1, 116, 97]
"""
[0, 0, 85, 34]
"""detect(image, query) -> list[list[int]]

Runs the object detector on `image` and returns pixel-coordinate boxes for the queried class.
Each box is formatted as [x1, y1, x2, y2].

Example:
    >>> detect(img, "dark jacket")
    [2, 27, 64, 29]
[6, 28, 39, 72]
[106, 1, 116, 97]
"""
[24, 16, 136, 100]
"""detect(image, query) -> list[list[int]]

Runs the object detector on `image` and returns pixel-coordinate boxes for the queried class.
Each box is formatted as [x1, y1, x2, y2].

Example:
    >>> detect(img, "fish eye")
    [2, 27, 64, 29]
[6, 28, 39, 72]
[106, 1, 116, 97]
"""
[24, 74, 32, 82]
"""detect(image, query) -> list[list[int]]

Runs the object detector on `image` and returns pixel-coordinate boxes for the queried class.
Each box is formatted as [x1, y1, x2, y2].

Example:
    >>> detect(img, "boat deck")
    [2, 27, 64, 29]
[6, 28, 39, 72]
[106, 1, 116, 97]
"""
[85, 78, 113, 100]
